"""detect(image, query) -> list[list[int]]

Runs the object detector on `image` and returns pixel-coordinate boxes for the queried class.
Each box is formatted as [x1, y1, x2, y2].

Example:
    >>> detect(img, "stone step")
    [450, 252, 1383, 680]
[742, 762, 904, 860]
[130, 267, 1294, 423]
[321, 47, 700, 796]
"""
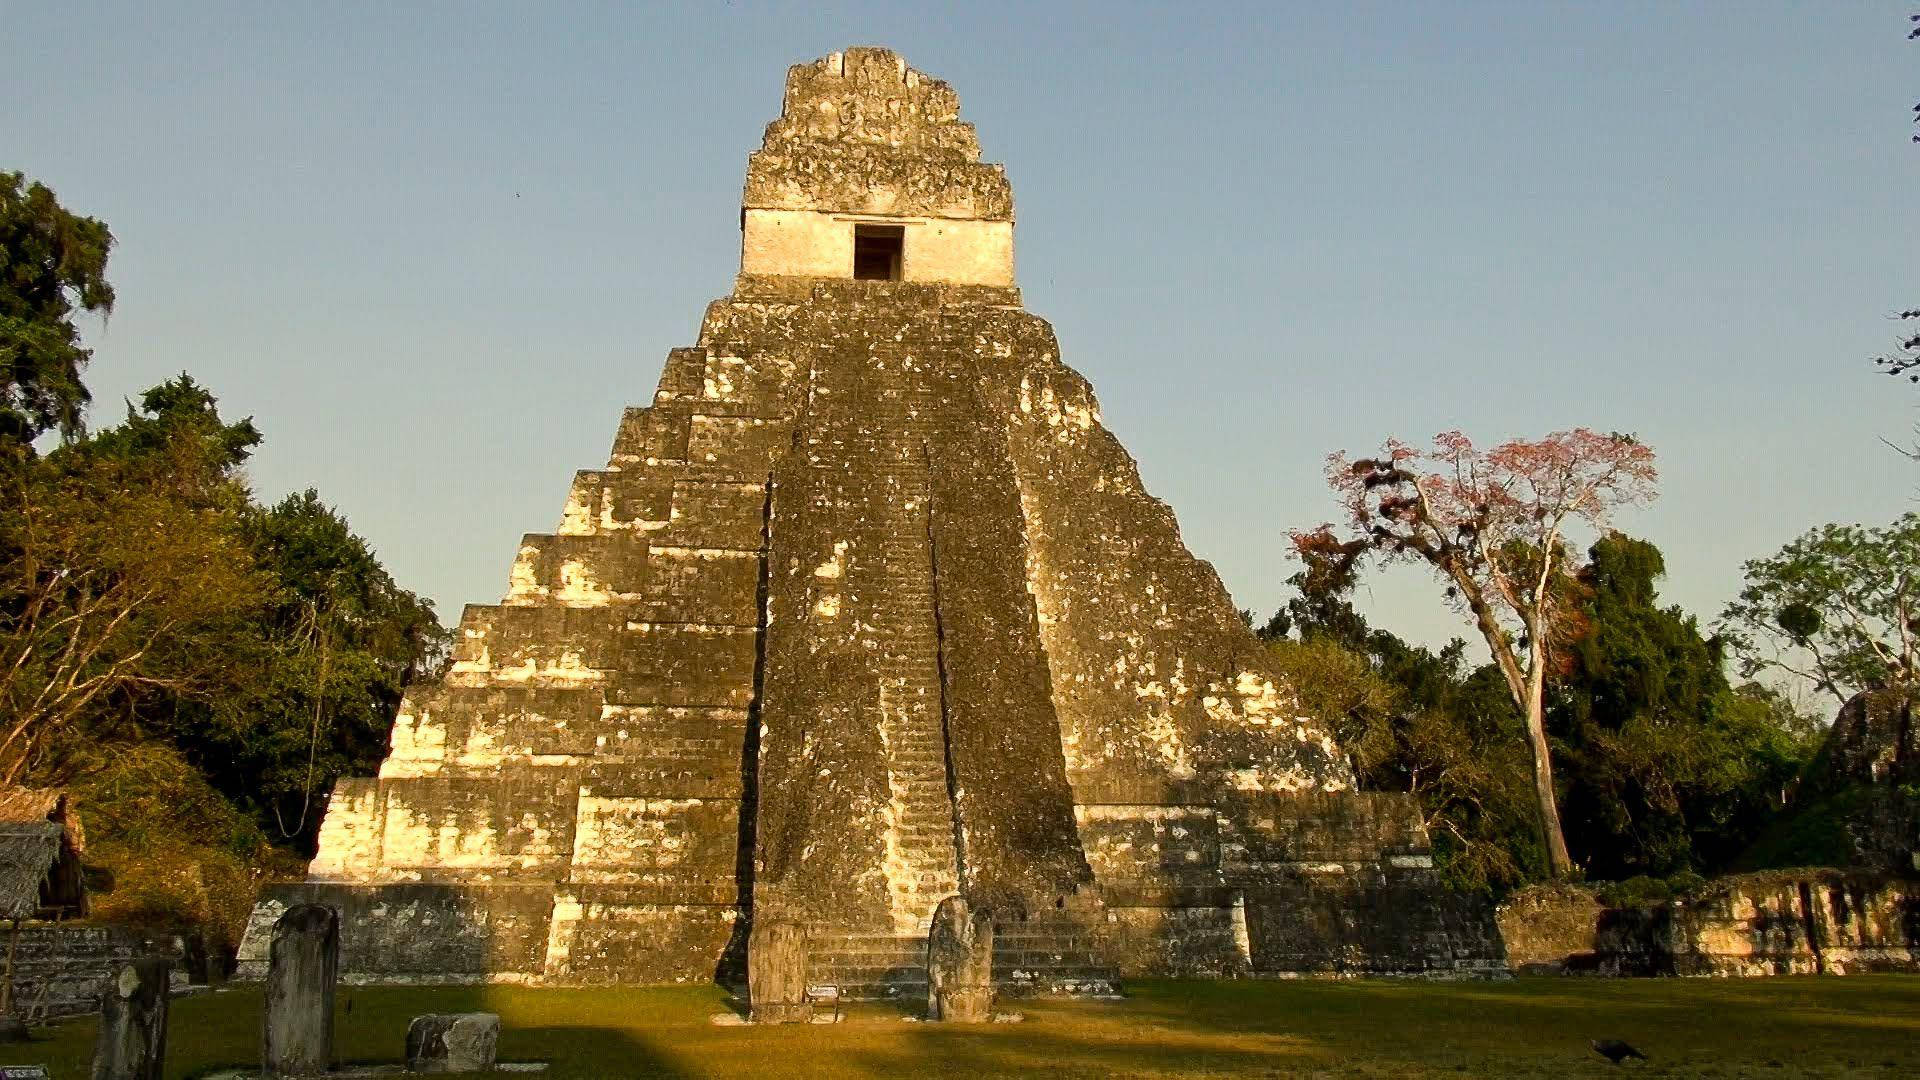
[887, 832, 953, 848]
[890, 849, 955, 861]
[887, 853, 955, 868]
[810, 972, 1121, 1002]
[819, 937, 1097, 958]
[890, 796, 951, 810]
[892, 827, 953, 842]
[808, 928, 1120, 1002]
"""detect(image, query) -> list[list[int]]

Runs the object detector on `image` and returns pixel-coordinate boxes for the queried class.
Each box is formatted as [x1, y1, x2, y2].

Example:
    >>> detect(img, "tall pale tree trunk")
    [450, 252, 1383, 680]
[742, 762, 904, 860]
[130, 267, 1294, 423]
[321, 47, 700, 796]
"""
[1520, 650, 1573, 878]
[1469, 590, 1574, 879]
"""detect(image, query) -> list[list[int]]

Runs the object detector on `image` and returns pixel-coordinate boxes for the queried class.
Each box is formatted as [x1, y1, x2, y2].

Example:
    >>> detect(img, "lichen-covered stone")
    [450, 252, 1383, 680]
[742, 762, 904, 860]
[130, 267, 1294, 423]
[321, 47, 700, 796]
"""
[243, 45, 1503, 991]
[1760, 687, 1920, 875]
[1818, 687, 1917, 788]
[926, 896, 994, 1021]
[746, 918, 811, 1024]
[1496, 884, 1606, 975]
[263, 903, 337, 1077]
[1593, 871, 1920, 976]
[89, 956, 169, 1080]
[405, 1012, 500, 1073]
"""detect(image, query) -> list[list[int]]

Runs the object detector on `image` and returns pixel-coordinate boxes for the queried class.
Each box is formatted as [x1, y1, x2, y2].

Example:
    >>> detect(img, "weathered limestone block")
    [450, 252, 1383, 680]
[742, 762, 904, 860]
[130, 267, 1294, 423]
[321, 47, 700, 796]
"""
[747, 919, 812, 1023]
[0, 927, 196, 1022]
[1819, 687, 1917, 787]
[405, 1012, 501, 1073]
[926, 896, 994, 1022]
[1496, 885, 1605, 974]
[236, 883, 556, 983]
[263, 903, 338, 1078]
[1217, 793, 1504, 976]
[89, 956, 169, 1080]
[1593, 871, 1920, 977]
[543, 893, 738, 983]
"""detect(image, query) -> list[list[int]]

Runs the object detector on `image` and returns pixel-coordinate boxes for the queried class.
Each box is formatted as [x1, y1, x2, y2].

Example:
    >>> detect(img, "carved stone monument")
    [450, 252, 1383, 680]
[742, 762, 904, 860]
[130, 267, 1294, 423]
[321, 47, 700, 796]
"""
[88, 957, 168, 1080]
[926, 896, 993, 1022]
[746, 918, 811, 1024]
[263, 904, 337, 1077]
[239, 46, 1505, 993]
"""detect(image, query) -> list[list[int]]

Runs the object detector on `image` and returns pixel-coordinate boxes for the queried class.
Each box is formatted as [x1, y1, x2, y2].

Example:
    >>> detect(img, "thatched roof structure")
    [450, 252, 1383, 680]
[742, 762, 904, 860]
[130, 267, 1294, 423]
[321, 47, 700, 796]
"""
[0, 789, 85, 921]
[0, 824, 66, 921]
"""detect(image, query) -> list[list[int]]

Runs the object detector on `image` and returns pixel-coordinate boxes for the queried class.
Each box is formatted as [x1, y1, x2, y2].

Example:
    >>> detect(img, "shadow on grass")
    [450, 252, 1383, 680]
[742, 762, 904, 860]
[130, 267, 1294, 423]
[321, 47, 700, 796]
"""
[836, 1019, 1323, 1080]
[7, 978, 1920, 1079]
[1094, 976, 1920, 1077]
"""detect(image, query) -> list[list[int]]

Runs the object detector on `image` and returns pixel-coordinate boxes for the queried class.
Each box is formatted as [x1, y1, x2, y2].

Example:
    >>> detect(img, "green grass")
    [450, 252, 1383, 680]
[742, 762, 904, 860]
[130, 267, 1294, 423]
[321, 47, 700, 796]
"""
[5, 976, 1918, 1078]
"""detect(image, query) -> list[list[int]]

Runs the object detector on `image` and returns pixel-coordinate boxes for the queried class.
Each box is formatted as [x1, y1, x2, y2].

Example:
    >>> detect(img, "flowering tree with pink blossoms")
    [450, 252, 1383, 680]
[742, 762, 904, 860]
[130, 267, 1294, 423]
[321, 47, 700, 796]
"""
[1294, 429, 1658, 878]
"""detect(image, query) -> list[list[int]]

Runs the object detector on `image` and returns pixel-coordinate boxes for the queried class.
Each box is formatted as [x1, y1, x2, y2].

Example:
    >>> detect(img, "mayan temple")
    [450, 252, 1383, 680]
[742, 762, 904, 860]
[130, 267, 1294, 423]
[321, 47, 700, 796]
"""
[239, 47, 1503, 993]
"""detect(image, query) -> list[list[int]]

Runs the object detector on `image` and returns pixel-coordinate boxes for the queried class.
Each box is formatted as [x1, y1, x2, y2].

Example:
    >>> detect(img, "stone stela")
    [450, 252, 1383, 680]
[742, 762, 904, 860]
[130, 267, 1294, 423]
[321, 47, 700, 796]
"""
[236, 47, 1505, 996]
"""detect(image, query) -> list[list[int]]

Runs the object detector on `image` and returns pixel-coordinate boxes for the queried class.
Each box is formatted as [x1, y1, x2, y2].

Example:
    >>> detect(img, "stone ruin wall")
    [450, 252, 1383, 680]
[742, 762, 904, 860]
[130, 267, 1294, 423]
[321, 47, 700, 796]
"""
[1500, 872, 1920, 977]
[239, 47, 1504, 985]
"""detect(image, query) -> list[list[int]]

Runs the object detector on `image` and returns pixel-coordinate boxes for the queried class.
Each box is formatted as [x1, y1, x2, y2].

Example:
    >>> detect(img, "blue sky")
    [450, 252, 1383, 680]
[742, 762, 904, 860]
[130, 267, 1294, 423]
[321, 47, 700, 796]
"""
[4, 2, 1914, 661]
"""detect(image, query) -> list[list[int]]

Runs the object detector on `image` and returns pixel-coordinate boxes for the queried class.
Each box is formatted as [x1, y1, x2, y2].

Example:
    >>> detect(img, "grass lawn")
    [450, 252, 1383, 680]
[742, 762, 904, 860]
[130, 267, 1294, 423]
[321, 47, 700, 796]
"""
[3, 976, 1917, 1079]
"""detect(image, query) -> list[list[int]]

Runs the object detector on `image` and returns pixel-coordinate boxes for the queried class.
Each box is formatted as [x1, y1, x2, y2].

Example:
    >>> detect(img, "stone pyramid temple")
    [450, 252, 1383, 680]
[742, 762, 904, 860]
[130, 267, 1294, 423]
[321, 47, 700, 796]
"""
[240, 47, 1503, 993]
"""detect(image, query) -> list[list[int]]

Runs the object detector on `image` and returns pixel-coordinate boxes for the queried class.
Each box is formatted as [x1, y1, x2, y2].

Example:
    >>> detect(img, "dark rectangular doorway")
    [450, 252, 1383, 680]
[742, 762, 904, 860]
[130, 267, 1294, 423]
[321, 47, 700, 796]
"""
[853, 224, 904, 280]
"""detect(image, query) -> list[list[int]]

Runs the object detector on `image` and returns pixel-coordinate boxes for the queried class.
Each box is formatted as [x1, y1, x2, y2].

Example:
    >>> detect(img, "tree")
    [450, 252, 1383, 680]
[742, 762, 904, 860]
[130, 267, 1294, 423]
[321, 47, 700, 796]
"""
[0, 170, 115, 445]
[2, 372, 446, 852]
[167, 490, 447, 850]
[1264, 551, 1546, 894]
[1294, 429, 1658, 878]
[1716, 513, 1919, 706]
[82, 373, 262, 471]
[1551, 533, 1814, 878]
[0, 387, 266, 785]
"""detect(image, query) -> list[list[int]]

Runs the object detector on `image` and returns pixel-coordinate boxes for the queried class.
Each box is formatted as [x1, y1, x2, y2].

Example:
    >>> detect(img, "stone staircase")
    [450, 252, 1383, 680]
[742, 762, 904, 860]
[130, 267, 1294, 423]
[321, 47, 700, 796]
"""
[811, 917, 1120, 1002]
[865, 354, 962, 931]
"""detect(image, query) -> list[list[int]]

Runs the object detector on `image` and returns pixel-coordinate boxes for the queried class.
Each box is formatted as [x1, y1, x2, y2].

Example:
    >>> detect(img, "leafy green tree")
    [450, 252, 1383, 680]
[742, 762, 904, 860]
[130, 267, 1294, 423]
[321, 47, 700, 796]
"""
[3, 371, 446, 855]
[1264, 555, 1545, 894]
[182, 489, 447, 850]
[80, 373, 262, 473]
[1716, 514, 1919, 707]
[1551, 534, 1815, 878]
[0, 382, 267, 785]
[0, 170, 115, 445]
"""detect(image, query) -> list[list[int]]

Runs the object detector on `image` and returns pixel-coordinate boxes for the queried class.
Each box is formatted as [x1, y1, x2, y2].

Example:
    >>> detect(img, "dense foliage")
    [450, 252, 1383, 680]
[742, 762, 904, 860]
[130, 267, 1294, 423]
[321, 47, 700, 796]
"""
[173, 488, 445, 849]
[0, 167, 445, 951]
[0, 170, 115, 444]
[0, 369, 447, 947]
[0, 379, 266, 787]
[1262, 531, 1822, 895]
[1259, 557, 1545, 893]
[1715, 513, 1918, 707]
[15, 377, 448, 848]
[1548, 534, 1817, 880]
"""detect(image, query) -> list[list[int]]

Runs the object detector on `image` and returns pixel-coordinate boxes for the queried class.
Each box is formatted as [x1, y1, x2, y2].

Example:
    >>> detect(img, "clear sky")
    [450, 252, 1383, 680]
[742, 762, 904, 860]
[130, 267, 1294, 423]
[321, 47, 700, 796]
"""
[5, 2, 1915, 659]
